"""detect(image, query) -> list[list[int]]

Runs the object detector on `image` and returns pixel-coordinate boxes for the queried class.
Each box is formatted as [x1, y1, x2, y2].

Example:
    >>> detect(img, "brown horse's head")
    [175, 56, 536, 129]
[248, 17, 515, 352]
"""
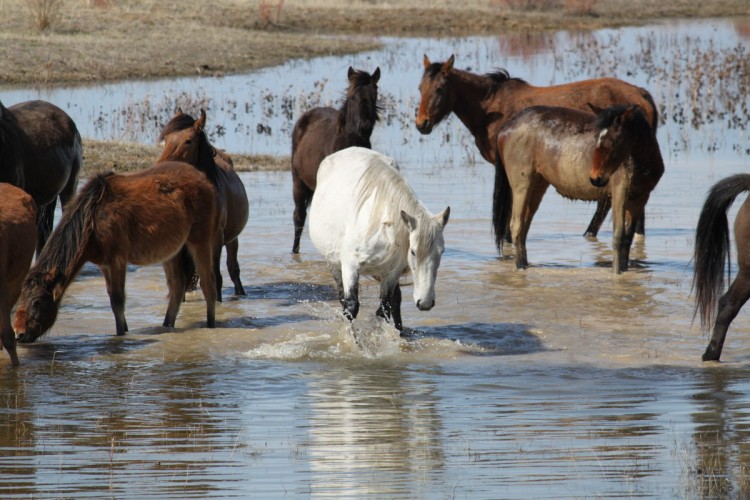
[158, 108, 220, 185]
[416, 54, 456, 135]
[14, 266, 65, 343]
[590, 104, 642, 188]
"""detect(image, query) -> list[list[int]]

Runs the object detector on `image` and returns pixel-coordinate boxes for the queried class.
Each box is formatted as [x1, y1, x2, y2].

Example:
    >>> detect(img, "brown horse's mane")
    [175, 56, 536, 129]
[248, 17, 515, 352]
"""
[30, 172, 114, 291]
[159, 113, 221, 186]
[485, 69, 528, 87]
[334, 69, 381, 150]
[0, 102, 24, 185]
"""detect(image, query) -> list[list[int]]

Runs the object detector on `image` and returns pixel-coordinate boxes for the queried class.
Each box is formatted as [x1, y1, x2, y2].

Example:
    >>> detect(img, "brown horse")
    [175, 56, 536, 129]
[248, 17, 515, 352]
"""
[291, 66, 381, 253]
[0, 100, 82, 255]
[13, 162, 219, 343]
[158, 109, 249, 299]
[692, 174, 750, 361]
[0, 184, 36, 366]
[416, 55, 659, 239]
[493, 104, 663, 273]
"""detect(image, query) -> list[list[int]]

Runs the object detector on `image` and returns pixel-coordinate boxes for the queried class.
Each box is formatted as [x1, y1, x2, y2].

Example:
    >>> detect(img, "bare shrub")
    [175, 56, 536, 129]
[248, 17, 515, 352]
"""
[564, 0, 598, 15]
[26, 0, 62, 32]
[492, 0, 560, 11]
[259, 0, 285, 25]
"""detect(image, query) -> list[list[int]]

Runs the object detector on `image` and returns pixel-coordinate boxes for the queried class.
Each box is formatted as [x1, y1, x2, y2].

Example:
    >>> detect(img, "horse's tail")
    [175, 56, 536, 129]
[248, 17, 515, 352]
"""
[638, 86, 660, 134]
[179, 245, 200, 294]
[692, 174, 750, 331]
[492, 144, 512, 256]
[35, 172, 113, 283]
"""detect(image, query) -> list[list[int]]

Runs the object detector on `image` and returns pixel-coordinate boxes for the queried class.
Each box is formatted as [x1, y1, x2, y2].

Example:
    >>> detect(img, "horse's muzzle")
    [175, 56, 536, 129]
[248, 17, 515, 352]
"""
[416, 119, 432, 135]
[590, 177, 608, 188]
[416, 298, 434, 311]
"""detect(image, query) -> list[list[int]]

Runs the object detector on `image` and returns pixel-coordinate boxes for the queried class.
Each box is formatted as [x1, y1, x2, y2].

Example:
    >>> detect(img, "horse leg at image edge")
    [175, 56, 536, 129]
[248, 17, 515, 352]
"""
[703, 271, 750, 361]
[292, 177, 313, 254]
[102, 263, 129, 335]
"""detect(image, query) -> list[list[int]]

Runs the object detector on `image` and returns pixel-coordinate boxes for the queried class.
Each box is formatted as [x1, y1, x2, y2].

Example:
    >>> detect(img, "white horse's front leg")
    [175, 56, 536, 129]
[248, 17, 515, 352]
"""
[340, 259, 360, 321]
[376, 274, 403, 331]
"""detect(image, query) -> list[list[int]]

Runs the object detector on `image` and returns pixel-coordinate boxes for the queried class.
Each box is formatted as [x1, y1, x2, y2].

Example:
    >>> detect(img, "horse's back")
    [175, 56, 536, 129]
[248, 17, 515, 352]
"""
[291, 107, 338, 189]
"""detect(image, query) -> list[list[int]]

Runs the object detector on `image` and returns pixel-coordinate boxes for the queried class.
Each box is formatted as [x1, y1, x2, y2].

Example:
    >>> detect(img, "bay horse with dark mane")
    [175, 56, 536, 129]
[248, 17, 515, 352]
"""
[0, 184, 36, 366]
[159, 108, 249, 299]
[0, 100, 82, 255]
[416, 55, 659, 239]
[13, 162, 219, 343]
[692, 174, 750, 361]
[291, 66, 381, 253]
[493, 104, 663, 273]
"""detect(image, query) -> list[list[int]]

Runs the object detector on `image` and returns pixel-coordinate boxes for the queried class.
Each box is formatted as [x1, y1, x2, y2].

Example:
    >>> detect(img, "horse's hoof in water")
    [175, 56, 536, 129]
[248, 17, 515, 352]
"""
[583, 231, 598, 241]
[702, 344, 722, 362]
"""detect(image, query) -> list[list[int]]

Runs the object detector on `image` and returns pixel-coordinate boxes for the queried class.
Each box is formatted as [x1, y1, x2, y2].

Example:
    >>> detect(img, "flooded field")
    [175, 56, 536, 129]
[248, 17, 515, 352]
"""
[1, 18, 750, 499]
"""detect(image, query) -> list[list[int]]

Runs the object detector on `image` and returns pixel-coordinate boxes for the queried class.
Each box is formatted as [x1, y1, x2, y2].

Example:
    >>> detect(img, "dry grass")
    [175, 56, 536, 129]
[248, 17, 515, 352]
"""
[0, 0, 746, 85]
[83, 140, 289, 175]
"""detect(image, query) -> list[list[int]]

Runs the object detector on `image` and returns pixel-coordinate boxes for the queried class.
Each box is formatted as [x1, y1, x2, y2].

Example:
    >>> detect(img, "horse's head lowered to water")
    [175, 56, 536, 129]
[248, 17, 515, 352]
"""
[590, 104, 648, 188]
[416, 54, 455, 134]
[401, 208, 450, 311]
[14, 265, 65, 343]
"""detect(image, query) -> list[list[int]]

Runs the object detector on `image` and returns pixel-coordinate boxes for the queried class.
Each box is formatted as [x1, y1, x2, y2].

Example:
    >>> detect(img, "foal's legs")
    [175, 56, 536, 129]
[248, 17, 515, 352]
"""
[101, 262, 129, 335]
[509, 177, 549, 269]
[584, 198, 612, 239]
[190, 242, 217, 328]
[292, 174, 313, 254]
[163, 254, 188, 328]
[225, 237, 245, 295]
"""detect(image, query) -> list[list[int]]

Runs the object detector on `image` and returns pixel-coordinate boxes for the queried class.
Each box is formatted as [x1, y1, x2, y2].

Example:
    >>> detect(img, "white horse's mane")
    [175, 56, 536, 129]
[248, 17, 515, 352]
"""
[354, 155, 436, 259]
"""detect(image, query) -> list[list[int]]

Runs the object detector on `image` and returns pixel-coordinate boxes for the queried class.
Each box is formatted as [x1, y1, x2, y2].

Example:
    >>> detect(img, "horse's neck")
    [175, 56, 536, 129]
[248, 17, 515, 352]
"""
[449, 71, 504, 163]
[335, 100, 376, 149]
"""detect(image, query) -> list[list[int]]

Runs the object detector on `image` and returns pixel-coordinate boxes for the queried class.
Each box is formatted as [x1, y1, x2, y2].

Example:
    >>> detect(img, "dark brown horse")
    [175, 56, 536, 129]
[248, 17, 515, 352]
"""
[13, 162, 219, 343]
[291, 66, 381, 253]
[158, 109, 249, 299]
[692, 174, 750, 361]
[493, 104, 663, 273]
[0, 184, 36, 366]
[416, 55, 659, 239]
[0, 100, 82, 255]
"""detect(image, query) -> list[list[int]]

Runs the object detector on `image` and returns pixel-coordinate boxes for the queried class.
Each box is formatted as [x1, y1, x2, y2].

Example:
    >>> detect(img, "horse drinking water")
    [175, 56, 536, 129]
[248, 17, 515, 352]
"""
[692, 174, 750, 361]
[159, 108, 250, 299]
[309, 147, 450, 331]
[493, 104, 663, 273]
[0, 100, 82, 255]
[291, 66, 381, 253]
[13, 162, 219, 343]
[416, 55, 659, 239]
[0, 184, 36, 366]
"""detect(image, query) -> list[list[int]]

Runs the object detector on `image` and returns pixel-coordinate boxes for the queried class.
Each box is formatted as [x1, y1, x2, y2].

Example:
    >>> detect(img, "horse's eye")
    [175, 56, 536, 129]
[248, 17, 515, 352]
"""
[184, 139, 192, 145]
[410, 249, 416, 257]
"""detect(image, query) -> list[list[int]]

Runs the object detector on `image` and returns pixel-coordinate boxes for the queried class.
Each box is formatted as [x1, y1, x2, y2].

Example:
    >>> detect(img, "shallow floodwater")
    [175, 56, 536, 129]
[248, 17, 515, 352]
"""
[2, 19, 750, 499]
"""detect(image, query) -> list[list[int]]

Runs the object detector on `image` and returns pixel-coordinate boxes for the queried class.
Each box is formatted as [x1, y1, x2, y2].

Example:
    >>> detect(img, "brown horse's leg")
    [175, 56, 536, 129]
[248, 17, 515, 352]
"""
[225, 237, 245, 295]
[163, 254, 188, 328]
[102, 263, 129, 335]
[584, 198, 611, 240]
[292, 176, 313, 254]
[213, 242, 224, 303]
[703, 270, 750, 361]
[189, 242, 217, 328]
[0, 295, 19, 367]
[634, 213, 646, 240]
[35, 201, 56, 256]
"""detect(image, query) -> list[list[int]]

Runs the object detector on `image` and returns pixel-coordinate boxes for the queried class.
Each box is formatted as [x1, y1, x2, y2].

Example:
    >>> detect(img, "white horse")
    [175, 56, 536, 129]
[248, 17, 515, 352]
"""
[309, 146, 450, 330]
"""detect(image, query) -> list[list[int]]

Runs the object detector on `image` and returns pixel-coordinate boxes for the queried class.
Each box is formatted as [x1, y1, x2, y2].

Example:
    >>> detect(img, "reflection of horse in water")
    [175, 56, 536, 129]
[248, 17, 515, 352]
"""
[309, 147, 449, 331]
[14, 162, 219, 343]
[415, 54, 659, 239]
[0, 184, 36, 366]
[693, 174, 750, 361]
[493, 104, 663, 273]
[0, 100, 82, 255]
[158, 108, 249, 299]
[291, 67, 381, 253]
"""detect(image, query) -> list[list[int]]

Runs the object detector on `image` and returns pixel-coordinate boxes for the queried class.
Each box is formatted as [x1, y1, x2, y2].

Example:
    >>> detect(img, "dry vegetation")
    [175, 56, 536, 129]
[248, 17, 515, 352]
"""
[2, 0, 748, 172]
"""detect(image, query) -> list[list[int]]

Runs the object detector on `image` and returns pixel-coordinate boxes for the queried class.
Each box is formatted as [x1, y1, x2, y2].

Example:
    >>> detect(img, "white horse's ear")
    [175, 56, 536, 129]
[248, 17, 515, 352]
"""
[400, 210, 418, 231]
[436, 206, 450, 228]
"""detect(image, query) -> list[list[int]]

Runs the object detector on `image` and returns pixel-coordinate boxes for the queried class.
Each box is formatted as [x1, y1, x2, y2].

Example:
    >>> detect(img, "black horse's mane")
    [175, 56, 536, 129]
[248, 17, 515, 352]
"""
[336, 70, 381, 149]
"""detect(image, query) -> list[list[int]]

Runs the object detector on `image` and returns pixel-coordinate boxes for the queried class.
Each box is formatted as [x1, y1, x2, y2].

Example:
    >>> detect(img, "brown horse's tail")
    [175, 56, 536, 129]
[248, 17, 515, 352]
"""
[492, 147, 512, 256]
[639, 86, 660, 134]
[179, 245, 200, 294]
[692, 174, 750, 331]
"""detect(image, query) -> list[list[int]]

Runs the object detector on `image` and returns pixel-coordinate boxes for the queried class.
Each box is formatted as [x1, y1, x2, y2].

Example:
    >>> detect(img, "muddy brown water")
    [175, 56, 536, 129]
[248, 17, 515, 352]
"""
[2, 18, 750, 499]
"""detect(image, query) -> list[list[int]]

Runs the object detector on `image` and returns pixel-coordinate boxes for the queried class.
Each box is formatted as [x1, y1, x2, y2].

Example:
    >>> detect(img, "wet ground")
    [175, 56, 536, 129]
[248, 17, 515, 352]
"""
[1, 18, 750, 499]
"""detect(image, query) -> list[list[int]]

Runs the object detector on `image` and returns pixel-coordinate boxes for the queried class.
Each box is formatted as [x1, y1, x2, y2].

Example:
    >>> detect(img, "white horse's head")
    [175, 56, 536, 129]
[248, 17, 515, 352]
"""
[400, 206, 450, 311]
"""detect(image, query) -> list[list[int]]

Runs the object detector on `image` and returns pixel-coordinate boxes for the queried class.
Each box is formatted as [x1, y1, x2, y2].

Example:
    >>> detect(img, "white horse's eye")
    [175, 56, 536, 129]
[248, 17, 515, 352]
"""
[410, 249, 416, 257]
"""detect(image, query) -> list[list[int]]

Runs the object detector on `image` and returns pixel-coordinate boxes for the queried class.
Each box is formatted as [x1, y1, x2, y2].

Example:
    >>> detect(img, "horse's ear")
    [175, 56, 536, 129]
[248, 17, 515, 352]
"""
[423, 54, 431, 69]
[195, 109, 207, 132]
[442, 55, 455, 74]
[436, 206, 450, 228]
[348, 66, 356, 81]
[372, 67, 380, 84]
[175, 106, 184, 116]
[400, 210, 418, 231]
[587, 103, 605, 115]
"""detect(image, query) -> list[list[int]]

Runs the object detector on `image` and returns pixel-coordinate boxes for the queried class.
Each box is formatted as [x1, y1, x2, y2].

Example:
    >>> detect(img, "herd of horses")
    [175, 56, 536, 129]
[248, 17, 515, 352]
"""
[0, 56, 745, 366]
